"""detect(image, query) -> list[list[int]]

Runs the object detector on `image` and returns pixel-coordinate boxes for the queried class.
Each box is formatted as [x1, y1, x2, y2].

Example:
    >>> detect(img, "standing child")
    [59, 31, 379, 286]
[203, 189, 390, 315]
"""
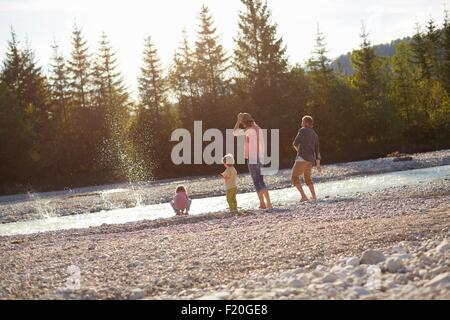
[171, 186, 192, 216]
[219, 154, 238, 212]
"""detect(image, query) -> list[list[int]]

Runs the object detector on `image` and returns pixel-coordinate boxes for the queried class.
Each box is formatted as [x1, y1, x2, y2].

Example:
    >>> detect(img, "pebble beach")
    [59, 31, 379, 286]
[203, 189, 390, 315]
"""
[0, 150, 449, 300]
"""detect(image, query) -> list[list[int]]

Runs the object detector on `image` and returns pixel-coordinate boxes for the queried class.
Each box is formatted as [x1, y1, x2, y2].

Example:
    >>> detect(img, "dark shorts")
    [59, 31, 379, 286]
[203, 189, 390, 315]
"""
[248, 162, 267, 192]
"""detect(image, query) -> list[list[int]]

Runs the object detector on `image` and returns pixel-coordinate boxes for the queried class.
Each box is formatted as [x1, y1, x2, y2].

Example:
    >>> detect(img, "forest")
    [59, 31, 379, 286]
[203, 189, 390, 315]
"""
[0, 0, 449, 194]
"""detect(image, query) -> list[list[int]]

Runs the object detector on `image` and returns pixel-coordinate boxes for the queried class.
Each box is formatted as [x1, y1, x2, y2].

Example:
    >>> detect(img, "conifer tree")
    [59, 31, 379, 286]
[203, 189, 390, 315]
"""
[442, 11, 450, 92]
[233, 0, 288, 124]
[67, 24, 91, 108]
[138, 36, 166, 119]
[49, 42, 70, 123]
[424, 18, 441, 79]
[234, 0, 288, 89]
[411, 24, 431, 80]
[351, 25, 383, 101]
[194, 5, 229, 100]
[170, 30, 200, 122]
[351, 24, 397, 145]
[307, 26, 333, 77]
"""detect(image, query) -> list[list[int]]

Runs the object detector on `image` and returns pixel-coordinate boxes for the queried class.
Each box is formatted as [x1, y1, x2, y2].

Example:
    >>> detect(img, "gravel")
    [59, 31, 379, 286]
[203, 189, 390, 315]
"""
[0, 176, 449, 299]
[0, 150, 449, 300]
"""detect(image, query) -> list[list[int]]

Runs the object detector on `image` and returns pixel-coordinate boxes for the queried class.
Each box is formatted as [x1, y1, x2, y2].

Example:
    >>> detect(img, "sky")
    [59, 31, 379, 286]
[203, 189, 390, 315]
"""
[0, 0, 449, 96]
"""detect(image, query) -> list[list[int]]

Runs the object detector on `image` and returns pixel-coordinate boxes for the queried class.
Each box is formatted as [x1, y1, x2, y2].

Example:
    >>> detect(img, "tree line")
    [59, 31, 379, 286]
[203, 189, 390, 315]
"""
[1, 0, 449, 194]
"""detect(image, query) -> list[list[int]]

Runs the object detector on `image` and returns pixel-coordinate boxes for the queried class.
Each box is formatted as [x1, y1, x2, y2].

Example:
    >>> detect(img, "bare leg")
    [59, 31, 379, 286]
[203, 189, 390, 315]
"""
[263, 189, 272, 208]
[257, 191, 266, 209]
[306, 183, 317, 201]
[294, 182, 308, 201]
[291, 162, 308, 202]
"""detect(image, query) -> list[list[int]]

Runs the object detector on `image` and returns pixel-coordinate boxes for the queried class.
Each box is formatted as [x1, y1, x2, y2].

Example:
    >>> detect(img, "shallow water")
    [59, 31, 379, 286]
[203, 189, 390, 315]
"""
[1, 165, 449, 237]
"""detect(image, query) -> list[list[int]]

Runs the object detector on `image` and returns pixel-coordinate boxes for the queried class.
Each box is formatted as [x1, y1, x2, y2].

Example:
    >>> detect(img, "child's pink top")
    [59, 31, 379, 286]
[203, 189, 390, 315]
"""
[173, 191, 189, 209]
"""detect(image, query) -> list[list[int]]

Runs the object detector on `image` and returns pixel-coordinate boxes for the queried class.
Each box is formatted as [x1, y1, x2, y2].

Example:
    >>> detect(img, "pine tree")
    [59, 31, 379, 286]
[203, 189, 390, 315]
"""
[1, 29, 52, 182]
[307, 25, 333, 77]
[391, 41, 419, 126]
[131, 36, 168, 179]
[49, 41, 70, 123]
[169, 30, 200, 122]
[95, 33, 128, 108]
[138, 36, 166, 119]
[424, 18, 441, 79]
[67, 24, 91, 108]
[1, 28, 23, 99]
[194, 5, 229, 100]
[90, 33, 131, 179]
[233, 0, 288, 124]
[234, 0, 287, 88]
[92, 32, 129, 131]
[351, 24, 397, 146]
[351, 24, 382, 101]
[442, 10, 450, 92]
[411, 23, 431, 79]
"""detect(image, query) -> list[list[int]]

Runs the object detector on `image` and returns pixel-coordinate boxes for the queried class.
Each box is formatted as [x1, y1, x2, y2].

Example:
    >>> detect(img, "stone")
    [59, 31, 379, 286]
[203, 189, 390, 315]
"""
[392, 253, 413, 261]
[385, 257, 404, 273]
[352, 286, 371, 296]
[425, 273, 450, 288]
[435, 240, 450, 255]
[361, 250, 386, 265]
[289, 277, 308, 289]
[315, 265, 327, 272]
[321, 273, 339, 283]
[128, 289, 145, 300]
[352, 266, 367, 278]
[280, 271, 295, 279]
[391, 245, 407, 254]
[198, 291, 230, 300]
[346, 257, 360, 267]
[288, 279, 303, 289]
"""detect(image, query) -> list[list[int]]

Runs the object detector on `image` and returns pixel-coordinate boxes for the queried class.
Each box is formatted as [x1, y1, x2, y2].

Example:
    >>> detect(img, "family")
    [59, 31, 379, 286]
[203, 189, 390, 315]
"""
[170, 113, 321, 215]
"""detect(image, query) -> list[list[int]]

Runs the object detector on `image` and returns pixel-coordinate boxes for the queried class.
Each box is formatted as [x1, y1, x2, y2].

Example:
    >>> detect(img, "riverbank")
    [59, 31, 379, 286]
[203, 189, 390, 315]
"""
[1, 149, 449, 224]
[0, 177, 449, 299]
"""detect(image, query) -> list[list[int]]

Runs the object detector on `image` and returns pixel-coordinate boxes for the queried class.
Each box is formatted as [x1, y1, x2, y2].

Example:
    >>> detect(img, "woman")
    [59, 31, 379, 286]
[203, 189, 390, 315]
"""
[233, 113, 272, 209]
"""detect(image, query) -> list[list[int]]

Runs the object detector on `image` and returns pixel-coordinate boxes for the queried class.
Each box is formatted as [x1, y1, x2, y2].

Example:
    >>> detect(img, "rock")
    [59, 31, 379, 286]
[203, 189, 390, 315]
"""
[425, 273, 450, 288]
[385, 257, 404, 273]
[394, 274, 408, 285]
[289, 277, 308, 288]
[280, 271, 295, 279]
[392, 253, 413, 261]
[128, 289, 145, 300]
[321, 273, 339, 283]
[435, 240, 450, 255]
[276, 289, 292, 297]
[87, 244, 95, 250]
[352, 266, 367, 278]
[346, 257, 360, 267]
[391, 245, 407, 254]
[419, 254, 433, 266]
[352, 286, 371, 296]
[293, 267, 306, 274]
[361, 250, 386, 265]
[198, 291, 230, 300]
[315, 265, 327, 272]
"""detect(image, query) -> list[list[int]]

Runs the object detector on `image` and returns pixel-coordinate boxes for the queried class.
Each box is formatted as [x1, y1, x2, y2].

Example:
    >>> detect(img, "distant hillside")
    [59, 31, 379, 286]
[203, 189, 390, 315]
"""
[332, 37, 412, 75]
